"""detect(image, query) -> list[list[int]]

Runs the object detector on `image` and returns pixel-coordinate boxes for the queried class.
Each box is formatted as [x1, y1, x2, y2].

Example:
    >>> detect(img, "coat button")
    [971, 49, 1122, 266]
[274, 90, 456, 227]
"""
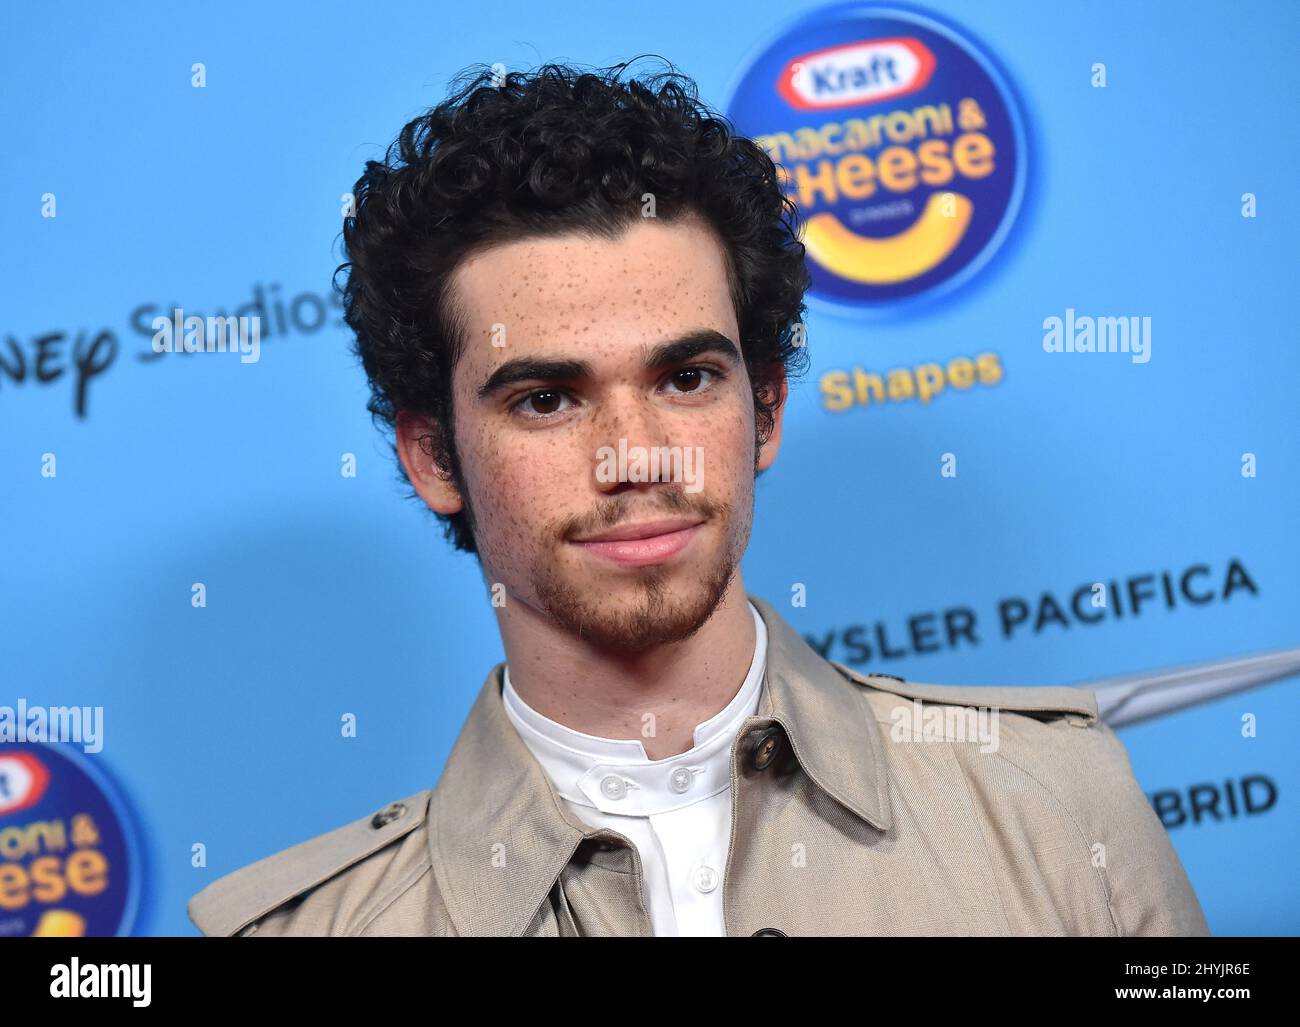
[752, 928, 787, 937]
[751, 727, 783, 771]
[371, 802, 407, 829]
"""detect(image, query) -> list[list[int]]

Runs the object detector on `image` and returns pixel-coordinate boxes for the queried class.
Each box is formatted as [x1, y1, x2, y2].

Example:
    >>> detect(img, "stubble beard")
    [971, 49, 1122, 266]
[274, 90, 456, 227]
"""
[533, 494, 749, 654]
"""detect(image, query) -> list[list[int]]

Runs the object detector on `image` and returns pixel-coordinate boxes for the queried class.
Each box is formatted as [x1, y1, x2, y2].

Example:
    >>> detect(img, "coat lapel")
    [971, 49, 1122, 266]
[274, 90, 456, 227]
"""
[749, 594, 892, 832]
[426, 664, 590, 936]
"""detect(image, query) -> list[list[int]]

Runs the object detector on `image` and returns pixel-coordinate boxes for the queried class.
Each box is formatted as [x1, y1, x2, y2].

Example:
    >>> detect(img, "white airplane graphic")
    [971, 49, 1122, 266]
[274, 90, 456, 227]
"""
[1079, 648, 1300, 727]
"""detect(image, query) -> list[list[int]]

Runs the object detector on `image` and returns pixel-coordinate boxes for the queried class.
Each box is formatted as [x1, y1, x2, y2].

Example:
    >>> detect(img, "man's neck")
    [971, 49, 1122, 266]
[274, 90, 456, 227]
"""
[494, 579, 758, 761]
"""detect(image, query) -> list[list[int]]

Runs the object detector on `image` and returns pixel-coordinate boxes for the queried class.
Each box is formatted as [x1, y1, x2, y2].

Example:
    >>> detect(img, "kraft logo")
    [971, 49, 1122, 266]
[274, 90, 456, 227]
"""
[728, 4, 1027, 310]
[0, 751, 51, 816]
[779, 38, 936, 110]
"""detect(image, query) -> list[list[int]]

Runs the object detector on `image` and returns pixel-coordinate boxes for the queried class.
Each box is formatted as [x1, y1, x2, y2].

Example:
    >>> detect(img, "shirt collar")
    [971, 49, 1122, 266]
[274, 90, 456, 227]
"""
[500, 601, 767, 815]
[426, 592, 891, 936]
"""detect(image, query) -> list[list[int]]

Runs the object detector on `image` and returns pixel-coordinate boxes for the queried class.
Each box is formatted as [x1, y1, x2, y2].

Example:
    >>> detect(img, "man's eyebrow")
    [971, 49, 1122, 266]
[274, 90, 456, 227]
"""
[644, 330, 742, 373]
[475, 329, 742, 400]
[476, 357, 593, 400]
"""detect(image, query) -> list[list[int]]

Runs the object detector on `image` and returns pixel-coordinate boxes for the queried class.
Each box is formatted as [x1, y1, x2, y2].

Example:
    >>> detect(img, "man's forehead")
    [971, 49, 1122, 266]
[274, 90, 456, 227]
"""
[449, 218, 738, 364]
[455, 220, 729, 310]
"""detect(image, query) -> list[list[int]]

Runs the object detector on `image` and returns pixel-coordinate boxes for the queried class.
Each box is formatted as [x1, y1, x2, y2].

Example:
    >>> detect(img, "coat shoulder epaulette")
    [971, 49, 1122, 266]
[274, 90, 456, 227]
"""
[187, 789, 432, 937]
[830, 661, 1100, 723]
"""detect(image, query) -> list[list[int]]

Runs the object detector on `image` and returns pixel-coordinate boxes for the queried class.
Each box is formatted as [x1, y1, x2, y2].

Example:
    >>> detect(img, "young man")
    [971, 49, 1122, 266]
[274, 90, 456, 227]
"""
[188, 62, 1209, 937]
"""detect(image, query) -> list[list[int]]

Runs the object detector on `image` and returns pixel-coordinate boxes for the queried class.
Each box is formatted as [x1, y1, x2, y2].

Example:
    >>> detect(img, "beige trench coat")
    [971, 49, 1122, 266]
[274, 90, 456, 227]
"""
[188, 595, 1210, 936]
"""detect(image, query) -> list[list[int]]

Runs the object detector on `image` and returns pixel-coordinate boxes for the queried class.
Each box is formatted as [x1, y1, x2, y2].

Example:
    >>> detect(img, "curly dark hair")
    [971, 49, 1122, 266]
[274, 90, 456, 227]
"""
[335, 58, 811, 554]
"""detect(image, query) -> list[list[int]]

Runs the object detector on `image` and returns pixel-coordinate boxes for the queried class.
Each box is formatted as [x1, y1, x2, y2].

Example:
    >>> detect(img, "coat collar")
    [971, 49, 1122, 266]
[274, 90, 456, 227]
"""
[426, 592, 892, 936]
[748, 593, 892, 833]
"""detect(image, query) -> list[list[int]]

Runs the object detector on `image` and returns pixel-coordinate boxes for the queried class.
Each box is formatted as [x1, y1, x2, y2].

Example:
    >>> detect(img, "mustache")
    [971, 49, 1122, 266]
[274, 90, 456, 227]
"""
[558, 489, 724, 541]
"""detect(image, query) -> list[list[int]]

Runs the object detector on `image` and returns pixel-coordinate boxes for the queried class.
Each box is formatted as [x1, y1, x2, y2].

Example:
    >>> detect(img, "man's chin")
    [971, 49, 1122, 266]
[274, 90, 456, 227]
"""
[535, 558, 736, 653]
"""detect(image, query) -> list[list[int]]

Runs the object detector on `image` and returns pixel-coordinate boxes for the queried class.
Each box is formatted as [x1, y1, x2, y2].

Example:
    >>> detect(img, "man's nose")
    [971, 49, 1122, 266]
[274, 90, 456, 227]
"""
[590, 389, 672, 494]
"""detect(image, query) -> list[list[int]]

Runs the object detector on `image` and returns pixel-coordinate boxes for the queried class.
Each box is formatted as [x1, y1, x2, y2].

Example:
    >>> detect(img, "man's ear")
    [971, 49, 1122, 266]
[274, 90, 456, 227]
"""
[395, 411, 464, 516]
[756, 372, 788, 473]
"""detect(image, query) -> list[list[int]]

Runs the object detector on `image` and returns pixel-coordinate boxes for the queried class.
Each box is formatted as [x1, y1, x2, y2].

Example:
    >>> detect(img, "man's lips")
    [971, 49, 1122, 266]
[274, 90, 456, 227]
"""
[570, 518, 705, 567]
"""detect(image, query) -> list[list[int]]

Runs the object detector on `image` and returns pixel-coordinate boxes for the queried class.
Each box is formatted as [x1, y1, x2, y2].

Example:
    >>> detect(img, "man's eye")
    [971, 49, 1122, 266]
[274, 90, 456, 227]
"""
[513, 389, 572, 418]
[663, 366, 720, 395]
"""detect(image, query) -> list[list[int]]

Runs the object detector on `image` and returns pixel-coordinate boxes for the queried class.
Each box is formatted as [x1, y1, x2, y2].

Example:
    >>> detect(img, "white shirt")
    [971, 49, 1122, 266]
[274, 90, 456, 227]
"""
[501, 601, 767, 936]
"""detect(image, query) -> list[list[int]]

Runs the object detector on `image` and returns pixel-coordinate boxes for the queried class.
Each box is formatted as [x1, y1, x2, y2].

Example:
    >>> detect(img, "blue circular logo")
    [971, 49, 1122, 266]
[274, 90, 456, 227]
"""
[0, 743, 141, 936]
[726, 2, 1027, 312]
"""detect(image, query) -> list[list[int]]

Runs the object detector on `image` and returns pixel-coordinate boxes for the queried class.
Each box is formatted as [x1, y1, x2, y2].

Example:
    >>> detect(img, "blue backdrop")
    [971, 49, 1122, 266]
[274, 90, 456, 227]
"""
[2, 0, 1296, 936]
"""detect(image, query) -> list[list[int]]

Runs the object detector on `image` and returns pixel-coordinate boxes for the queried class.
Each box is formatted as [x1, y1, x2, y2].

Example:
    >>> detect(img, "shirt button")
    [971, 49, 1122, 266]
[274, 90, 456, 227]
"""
[693, 865, 719, 893]
[752, 927, 787, 937]
[669, 767, 693, 793]
[599, 775, 628, 800]
[751, 727, 783, 771]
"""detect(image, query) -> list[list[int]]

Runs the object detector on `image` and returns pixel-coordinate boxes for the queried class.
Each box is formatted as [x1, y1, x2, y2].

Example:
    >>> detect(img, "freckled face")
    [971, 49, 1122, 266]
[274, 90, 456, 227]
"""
[445, 216, 760, 651]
